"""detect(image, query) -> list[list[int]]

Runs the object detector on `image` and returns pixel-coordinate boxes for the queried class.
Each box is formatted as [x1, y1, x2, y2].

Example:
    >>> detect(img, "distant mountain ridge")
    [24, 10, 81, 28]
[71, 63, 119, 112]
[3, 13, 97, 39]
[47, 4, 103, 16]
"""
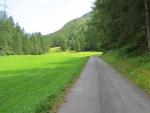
[54, 12, 91, 33]
[82, 12, 92, 18]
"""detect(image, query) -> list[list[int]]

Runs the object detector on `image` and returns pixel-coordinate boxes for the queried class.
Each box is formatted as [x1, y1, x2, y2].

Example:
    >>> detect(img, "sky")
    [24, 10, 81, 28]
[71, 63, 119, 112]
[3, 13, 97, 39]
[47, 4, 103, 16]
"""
[6, 0, 95, 35]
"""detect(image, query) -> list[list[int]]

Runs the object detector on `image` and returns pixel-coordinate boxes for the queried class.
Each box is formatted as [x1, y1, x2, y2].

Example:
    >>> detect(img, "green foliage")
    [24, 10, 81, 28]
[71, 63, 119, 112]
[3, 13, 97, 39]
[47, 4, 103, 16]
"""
[0, 15, 50, 55]
[0, 51, 100, 113]
[60, 37, 68, 51]
[49, 14, 91, 52]
[101, 50, 150, 95]
[86, 0, 150, 52]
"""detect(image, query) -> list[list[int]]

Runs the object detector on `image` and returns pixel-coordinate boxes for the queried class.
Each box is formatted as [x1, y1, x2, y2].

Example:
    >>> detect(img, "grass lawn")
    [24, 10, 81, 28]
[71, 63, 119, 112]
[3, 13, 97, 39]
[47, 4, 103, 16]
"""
[101, 50, 150, 95]
[0, 51, 100, 113]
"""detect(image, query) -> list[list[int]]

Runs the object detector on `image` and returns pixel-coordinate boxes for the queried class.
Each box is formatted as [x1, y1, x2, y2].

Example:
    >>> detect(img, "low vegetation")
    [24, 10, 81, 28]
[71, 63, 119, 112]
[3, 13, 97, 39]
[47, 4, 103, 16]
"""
[101, 50, 150, 95]
[0, 50, 100, 113]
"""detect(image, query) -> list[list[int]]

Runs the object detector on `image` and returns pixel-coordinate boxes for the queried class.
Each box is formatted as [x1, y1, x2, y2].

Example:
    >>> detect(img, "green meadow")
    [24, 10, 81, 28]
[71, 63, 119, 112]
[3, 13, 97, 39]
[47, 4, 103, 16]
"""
[0, 50, 100, 113]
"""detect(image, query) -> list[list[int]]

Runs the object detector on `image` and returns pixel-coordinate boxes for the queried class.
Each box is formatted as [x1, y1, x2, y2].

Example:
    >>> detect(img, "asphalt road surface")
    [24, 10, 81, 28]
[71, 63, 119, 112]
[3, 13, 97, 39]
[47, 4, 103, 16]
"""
[58, 57, 150, 113]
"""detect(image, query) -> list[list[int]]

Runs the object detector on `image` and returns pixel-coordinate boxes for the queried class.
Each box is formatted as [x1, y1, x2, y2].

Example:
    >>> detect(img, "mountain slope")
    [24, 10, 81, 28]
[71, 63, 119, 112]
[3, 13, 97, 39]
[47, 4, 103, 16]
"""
[57, 12, 91, 34]
[49, 12, 91, 51]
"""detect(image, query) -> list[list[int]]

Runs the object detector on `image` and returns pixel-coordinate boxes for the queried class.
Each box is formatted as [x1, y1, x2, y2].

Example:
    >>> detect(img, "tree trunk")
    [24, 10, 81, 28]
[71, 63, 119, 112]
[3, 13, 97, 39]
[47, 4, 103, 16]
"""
[144, 0, 150, 51]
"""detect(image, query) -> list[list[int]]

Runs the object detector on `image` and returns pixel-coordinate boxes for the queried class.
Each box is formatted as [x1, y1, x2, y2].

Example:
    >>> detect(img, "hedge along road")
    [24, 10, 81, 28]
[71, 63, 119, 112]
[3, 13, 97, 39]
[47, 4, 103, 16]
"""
[58, 57, 150, 113]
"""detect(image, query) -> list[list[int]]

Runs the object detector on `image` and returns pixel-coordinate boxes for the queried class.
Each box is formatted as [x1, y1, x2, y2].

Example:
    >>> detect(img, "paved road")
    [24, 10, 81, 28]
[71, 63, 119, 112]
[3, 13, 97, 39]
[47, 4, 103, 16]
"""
[58, 57, 150, 113]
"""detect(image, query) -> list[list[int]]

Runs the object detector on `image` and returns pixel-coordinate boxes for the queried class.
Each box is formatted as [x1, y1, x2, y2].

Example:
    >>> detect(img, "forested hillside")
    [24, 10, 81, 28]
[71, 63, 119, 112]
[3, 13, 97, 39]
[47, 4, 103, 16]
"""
[48, 13, 91, 51]
[1, 0, 150, 55]
[48, 0, 150, 55]
[0, 12, 91, 55]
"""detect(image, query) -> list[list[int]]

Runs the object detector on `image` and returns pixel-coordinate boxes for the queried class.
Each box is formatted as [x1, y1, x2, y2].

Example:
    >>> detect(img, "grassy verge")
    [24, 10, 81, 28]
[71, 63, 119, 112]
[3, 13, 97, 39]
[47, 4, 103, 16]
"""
[0, 51, 101, 113]
[101, 50, 150, 95]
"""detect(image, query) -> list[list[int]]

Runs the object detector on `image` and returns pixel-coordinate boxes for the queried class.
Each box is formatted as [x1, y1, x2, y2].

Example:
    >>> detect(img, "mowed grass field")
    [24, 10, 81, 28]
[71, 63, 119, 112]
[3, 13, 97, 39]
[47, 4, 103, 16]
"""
[0, 50, 100, 113]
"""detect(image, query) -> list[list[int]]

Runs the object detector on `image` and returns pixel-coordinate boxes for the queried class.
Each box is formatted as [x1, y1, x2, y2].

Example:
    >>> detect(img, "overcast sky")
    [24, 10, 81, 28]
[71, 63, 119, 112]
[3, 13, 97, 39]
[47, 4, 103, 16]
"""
[6, 0, 95, 34]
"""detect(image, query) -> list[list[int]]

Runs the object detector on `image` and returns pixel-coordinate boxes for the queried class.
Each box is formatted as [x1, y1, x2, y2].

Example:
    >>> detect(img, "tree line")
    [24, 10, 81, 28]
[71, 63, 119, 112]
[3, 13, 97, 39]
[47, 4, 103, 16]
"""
[0, 12, 50, 55]
[0, 11, 89, 55]
[86, 0, 150, 54]
[48, 0, 150, 55]
[1, 0, 150, 55]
